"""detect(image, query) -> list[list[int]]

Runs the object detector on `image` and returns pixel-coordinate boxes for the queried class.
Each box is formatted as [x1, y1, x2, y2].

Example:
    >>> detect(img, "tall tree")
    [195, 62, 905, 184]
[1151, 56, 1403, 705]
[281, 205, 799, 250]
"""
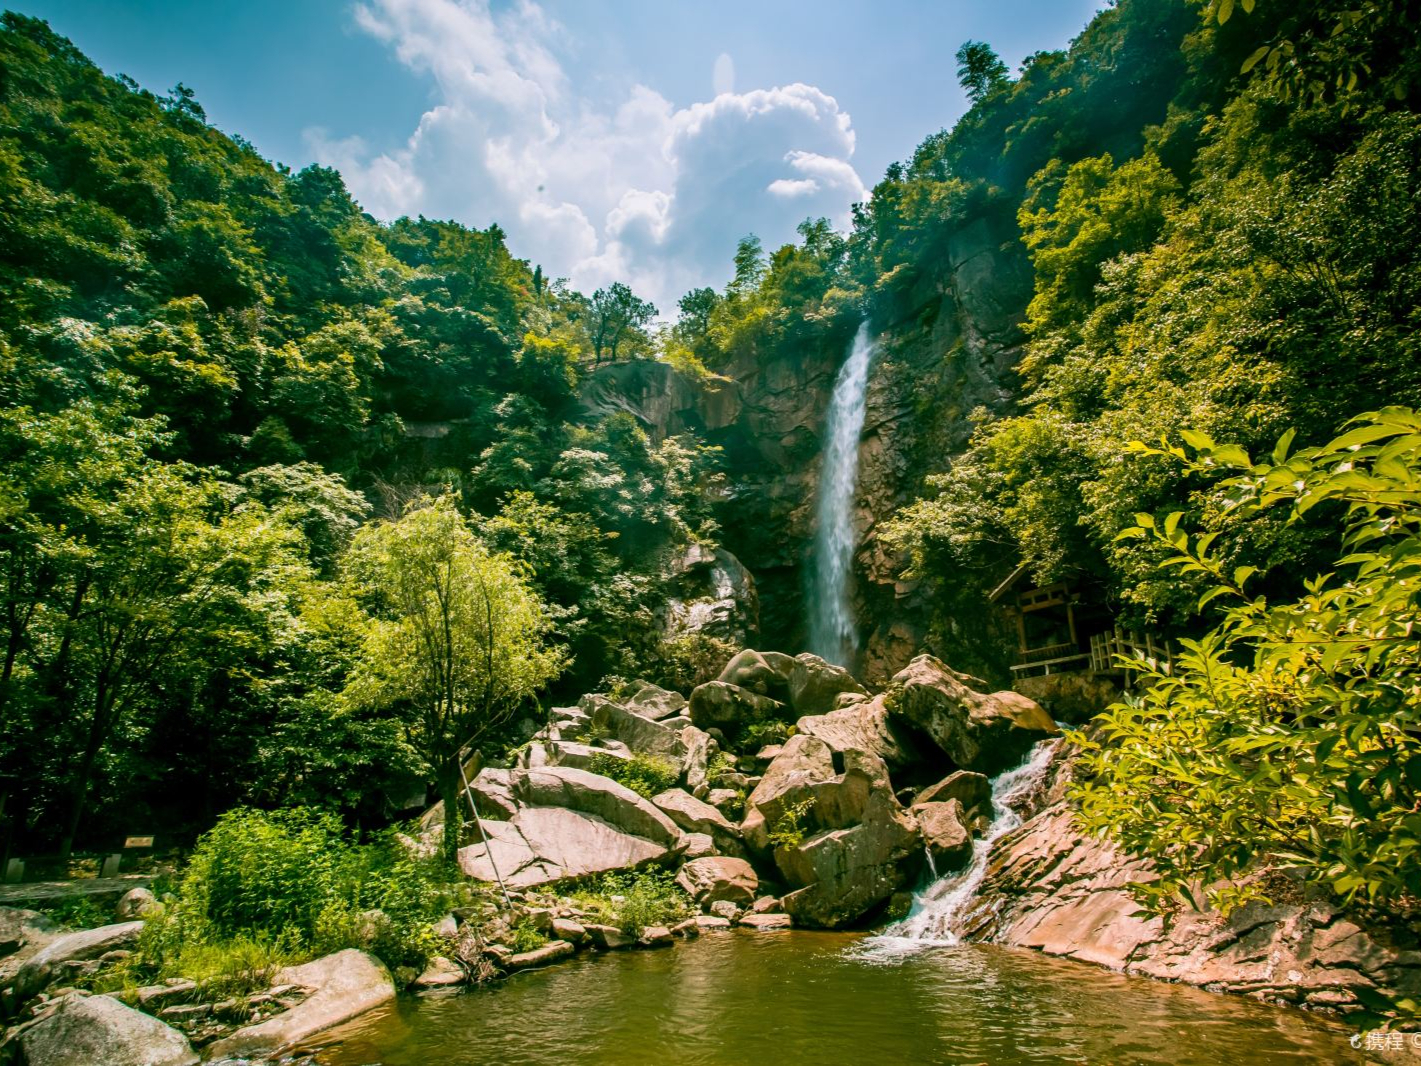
[955, 40, 1010, 104]
[344, 497, 564, 866]
[587, 282, 657, 366]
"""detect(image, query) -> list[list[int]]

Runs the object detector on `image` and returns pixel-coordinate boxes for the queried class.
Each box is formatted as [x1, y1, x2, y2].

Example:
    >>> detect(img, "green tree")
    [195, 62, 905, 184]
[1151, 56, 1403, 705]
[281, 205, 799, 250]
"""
[956, 41, 1010, 104]
[344, 497, 564, 866]
[587, 282, 657, 366]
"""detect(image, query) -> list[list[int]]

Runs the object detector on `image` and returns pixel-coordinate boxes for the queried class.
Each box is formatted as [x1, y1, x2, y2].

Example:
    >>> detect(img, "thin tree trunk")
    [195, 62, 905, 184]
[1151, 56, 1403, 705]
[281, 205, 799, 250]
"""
[437, 756, 462, 870]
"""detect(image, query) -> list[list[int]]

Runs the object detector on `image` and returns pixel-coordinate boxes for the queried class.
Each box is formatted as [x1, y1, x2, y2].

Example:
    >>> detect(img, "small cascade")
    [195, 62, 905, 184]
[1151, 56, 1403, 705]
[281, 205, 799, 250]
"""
[808, 321, 877, 666]
[874, 738, 1062, 949]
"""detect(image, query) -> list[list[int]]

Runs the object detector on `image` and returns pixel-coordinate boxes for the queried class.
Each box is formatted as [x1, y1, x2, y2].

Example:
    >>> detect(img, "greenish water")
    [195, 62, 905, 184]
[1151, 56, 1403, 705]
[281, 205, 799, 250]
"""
[311, 931, 1365, 1066]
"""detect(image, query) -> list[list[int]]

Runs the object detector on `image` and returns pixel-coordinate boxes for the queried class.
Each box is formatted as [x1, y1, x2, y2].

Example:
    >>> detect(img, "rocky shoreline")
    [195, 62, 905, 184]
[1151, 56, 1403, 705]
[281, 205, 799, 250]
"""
[3, 649, 1416, 1062]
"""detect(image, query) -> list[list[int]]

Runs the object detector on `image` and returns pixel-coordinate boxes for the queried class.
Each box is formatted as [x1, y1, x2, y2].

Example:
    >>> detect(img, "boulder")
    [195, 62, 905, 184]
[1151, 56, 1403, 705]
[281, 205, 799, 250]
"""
[207, 949, 395, 1059]
[583, 695, 686, 760]
[511, 767, 682, 847]
[651, 789, 744, 857]
[681, 832, 717, 859]
[638, 925, 674, 947]
[505, 940, 575, 970]
[623, 681, 688, 721]
[694, 915, 732, 929]
[794, 696, 920, 775]
[114, 888, 157, 921]
[738, 913, 793, 931]
[680, 725, 718, 798]
[0, 907, 58, 961]
[788, 653, 867, 716]
[688, 681, 784, 739]
[917, 770, 993, 824]
[551, 918, 588, 945]
[889, 654, 1058, 774]
[17, 994, 198, 1066]
[543, 740, 630, 773]
[12, 921, 144, 1002]
[738, 733, 839, 853]
[664, 543, 760, 647]
[776, 789, 924, 929]
[708, 900, 742, 922]
[585, 924, 635, 950]
[674, 857, 759, 907]
[459, 807, 673, 888]
[411, 956, 464, 990]
[716, 649, 791, 698]
[912, 799, 974, 871]
[467, 768, 520, 820]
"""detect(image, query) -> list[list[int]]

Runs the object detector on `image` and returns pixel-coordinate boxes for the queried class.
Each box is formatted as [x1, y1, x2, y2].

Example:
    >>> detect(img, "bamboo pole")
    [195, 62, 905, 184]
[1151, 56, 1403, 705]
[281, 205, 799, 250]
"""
[457, 750, 515, 917]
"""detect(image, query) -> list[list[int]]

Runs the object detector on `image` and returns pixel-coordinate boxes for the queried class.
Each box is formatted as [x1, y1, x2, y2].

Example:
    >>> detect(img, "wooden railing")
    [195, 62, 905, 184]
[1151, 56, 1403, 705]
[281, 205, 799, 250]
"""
[1089, 627, 1172, 674]
[1009, 642, 1091, 676]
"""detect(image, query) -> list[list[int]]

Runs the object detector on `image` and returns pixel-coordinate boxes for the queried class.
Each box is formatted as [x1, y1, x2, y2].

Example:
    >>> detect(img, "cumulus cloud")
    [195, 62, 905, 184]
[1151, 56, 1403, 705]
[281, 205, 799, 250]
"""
[309, 0, 867, 313]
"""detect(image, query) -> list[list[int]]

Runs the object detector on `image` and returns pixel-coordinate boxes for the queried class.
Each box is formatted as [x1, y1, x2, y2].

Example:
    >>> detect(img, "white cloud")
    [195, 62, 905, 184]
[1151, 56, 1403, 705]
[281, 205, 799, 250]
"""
[313, 0, 867, 314]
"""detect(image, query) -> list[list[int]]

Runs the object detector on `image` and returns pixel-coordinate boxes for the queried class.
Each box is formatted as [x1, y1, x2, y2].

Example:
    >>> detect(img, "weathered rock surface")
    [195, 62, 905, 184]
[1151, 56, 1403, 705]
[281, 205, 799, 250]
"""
[917, 770, 992, 823]
[738, 912, 793, 931]
[716, 649, 792, 698]
[675, 857, 759, 907]
[0, 908, 58, 978]
[680, 725, 718, 798]
[912, 799, 974, 872]
[889, 654, 1058, 774]
[788, 653, 867, 716]
[664, 543, 760, 648]
[688, 681, 784, 738]
[963, 801, 1421, 1015]
[207, 949, 395, 1059]
[114, 888, 157, 921]
[17, 994, 198, 1066]
[652, 789, 744, 857]
[505, 940, 575, 970]
[411, 956, 464, 990]
[459, 807, 672, 888]
[12, 921, 144, 1002]
[582, 695, 687, 760]
[623, 681, 688, 721]
[511, 767, 682, 847]
[794, 696, 921, 775]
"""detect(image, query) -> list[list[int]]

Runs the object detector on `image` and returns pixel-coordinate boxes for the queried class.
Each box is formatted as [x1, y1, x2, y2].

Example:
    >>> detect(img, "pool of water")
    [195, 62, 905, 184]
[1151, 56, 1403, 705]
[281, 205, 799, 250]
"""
[308, 930, 1367, 1065]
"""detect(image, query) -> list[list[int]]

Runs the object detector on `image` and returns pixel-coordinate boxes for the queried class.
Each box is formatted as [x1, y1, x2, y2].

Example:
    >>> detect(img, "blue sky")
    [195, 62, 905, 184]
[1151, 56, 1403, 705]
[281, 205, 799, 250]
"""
[22, 0, 1105, 308]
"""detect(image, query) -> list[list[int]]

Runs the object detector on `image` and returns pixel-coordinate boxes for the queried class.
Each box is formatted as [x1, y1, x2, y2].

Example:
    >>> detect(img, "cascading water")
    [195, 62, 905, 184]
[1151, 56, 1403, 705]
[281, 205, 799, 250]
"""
[808, 322, 876, 666]
[865, 738, 1062, 951]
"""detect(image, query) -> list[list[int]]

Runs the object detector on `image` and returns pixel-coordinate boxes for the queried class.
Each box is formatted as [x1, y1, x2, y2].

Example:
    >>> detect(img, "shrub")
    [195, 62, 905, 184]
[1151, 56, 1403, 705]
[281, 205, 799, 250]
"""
[569, 869, 691, 934]
[769, 798, 816, 851]
[586, 752, 679, 799]
[507, 919, 548, 953]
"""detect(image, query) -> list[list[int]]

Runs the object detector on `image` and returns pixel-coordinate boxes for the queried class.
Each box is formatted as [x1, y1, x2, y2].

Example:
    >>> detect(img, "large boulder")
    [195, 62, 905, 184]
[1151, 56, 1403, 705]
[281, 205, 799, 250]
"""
[11, 921, 144, 1002]
[207, 949, 395, 1059]
[664, 544, 760, 647]
[917, 770, 993, 824]
[687, 681, 784, 739]
[776, 787, 923, 929]
[889, 654, 1058, 774]
[651, 789, 744, 857]
[788, 653, 867, 716]
[680, 725, 718, 797]
[582, 695, 687, 760]
[460, 808, 672, 887]
[674, 857, 759, 907]
[716, 649, 791, 699]
[510, 766, 682, 847]
[17, 994, 198, 1066]
[458, 766, 684, 888]
[0, 907, 58, 967]
[741, 736, 923, 928]
[794, 696, 922, 776]
[622, 681, 688, 722]
[912, 799, 974, 872]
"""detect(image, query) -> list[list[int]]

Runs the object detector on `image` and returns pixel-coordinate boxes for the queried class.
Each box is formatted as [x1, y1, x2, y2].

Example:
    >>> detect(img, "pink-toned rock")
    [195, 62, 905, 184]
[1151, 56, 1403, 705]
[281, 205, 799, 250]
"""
[738, 912, 792, 931]
[675, 856, 758, 906]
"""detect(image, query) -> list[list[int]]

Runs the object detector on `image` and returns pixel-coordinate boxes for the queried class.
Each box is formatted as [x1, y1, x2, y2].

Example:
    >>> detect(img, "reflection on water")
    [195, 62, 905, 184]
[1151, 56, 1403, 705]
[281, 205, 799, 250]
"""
[310, 931, 1365, 1066]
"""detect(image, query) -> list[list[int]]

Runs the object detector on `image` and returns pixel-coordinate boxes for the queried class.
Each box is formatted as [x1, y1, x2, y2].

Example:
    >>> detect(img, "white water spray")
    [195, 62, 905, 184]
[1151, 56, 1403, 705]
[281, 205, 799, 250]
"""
[867, 738, 1062, 951]
[809, 322, 876, 666]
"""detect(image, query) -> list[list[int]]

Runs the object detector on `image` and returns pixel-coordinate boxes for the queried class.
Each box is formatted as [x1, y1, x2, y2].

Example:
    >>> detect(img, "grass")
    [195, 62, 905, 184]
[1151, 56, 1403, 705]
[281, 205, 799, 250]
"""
[569, 869, 692, 934]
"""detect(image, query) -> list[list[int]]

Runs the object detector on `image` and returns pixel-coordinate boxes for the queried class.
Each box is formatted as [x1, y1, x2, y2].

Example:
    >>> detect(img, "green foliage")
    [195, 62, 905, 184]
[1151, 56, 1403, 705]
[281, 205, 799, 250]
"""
[569, 869, 691, 934]
[586, 752, 679, 799]
[1073, 412, 1421, 923]
[138, 807, 462, 985]
[39, 896, 109, 931]
[768, 798, 816, 851]
[506, 920, 549, 954]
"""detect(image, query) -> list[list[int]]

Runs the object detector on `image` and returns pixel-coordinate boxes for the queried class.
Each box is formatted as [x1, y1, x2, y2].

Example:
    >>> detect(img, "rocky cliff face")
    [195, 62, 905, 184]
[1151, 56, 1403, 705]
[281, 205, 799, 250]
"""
[579, 207, 1031, 680]
[960, 750, 1421, 1018]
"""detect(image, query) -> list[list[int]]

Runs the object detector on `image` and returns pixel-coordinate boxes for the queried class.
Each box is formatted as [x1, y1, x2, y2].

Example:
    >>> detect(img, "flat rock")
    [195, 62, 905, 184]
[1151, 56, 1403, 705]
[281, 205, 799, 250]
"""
[584, 924, 636, 950]
[459, 807, 672, 888]
[582, 695, 687, 759]
[411, 955, 464, 990]
[12, 921, 144, 1002]
[17, 993, 198, 1066]
[652, 789, 743, 856]
[505, 940, 574, 970]
[551, 918, 587, 944]
[737, 913, 793, 931]
[638, 925, 674, 947]
[693, 915, 733, 929]
[513, 766, 683, 847]
[675, 857, 758, 907]
[206, 949, 395, 1059]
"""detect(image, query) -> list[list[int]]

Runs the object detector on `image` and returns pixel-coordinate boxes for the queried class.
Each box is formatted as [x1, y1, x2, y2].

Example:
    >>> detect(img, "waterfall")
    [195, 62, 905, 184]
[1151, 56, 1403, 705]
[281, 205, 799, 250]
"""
[808, 322, 876, 666]
[874, 738, 1062, 948]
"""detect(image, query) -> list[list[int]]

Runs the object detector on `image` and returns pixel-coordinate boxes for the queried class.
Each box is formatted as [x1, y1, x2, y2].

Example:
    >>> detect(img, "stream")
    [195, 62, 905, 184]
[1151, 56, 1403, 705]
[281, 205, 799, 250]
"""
[309, 930, 1364, 1065]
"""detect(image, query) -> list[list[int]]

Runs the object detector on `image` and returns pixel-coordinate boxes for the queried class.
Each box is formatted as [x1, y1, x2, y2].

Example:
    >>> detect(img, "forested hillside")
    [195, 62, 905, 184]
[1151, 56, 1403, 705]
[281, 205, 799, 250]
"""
[0, 11, 720, 855]
[2, 0, 1419, 911]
